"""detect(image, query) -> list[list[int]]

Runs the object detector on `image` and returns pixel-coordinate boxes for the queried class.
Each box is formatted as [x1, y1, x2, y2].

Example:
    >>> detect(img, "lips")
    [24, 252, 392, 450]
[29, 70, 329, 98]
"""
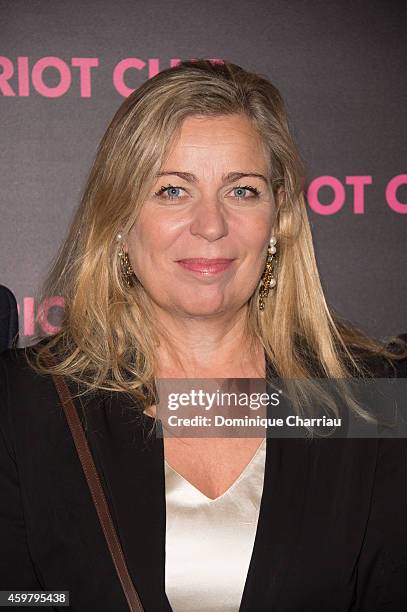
[176, 258, 235, 275]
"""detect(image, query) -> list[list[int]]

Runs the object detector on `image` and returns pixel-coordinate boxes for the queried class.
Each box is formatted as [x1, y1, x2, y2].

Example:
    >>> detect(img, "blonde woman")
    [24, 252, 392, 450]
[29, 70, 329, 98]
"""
[1, 59, 407, 612]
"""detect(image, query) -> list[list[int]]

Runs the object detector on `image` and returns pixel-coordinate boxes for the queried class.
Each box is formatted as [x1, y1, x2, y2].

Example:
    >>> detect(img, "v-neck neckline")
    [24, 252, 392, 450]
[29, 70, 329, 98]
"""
[164, 437, 267, 503]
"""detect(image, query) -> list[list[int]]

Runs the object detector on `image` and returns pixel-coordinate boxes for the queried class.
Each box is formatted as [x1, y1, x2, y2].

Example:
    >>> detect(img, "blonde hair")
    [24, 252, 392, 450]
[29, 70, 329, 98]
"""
[30, 58, 407, 417]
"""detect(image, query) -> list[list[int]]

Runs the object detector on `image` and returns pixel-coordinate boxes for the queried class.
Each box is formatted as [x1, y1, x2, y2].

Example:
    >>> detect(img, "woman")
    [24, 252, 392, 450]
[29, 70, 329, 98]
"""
[1, 59, 407, 611]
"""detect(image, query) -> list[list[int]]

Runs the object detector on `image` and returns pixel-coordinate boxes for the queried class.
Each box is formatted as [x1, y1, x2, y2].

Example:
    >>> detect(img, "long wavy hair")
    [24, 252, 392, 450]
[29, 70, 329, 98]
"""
[30, 59, 407, 418]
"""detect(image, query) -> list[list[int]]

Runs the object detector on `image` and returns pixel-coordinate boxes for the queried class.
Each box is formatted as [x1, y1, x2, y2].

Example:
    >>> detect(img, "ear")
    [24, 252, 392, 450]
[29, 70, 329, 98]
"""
[275, 185, 285, 206]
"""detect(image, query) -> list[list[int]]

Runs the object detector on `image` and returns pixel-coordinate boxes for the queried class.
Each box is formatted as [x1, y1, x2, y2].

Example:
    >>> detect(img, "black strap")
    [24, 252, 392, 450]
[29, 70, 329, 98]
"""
[48, 363, 145, 612]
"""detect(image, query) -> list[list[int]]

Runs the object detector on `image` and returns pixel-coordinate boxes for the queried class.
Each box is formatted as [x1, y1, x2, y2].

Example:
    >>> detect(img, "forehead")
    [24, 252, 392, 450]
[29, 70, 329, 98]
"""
[164, 114, 268, 171]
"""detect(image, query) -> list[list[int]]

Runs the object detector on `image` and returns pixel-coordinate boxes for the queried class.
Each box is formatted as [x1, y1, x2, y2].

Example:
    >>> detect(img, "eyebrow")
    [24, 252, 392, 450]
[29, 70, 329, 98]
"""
[154, 170, 268, 184]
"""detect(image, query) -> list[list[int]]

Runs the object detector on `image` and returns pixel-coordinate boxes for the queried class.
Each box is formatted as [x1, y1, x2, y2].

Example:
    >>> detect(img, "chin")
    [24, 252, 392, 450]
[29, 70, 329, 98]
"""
[175, 299, 227, 317]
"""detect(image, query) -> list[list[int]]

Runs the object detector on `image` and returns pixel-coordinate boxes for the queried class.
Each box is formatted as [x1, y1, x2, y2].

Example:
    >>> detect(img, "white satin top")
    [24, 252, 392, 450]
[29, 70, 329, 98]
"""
[164, 437, 267, 612]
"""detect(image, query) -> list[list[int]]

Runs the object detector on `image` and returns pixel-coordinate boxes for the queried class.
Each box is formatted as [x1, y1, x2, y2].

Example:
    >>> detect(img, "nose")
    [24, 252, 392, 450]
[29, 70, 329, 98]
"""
[189, 197, 228, 242]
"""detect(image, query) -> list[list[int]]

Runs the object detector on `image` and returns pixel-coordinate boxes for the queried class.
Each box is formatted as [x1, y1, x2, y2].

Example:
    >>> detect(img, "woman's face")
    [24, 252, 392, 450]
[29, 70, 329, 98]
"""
[126, 113, 275, 318]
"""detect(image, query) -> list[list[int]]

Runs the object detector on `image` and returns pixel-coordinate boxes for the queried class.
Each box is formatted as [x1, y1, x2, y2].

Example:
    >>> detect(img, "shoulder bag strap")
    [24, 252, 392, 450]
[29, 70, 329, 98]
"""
[50, 370, 145, 612]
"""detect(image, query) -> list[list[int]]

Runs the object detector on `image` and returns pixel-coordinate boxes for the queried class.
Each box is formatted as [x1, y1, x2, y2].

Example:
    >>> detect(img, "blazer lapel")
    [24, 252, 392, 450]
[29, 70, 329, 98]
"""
[239, 352, 312, 609]
[239, 437, 312, 609]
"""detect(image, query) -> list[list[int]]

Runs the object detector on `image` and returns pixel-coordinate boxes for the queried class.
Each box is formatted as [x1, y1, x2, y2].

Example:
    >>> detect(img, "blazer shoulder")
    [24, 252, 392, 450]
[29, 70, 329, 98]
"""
[0, 342, 50, 389]
[0, 348, 33, 461]
[0, 343, 61, 450]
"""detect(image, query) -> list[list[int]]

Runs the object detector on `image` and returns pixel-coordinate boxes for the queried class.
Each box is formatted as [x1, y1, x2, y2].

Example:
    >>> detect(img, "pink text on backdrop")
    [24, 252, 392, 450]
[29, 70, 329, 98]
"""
[0, 57, 99, 97]
[385, 175, 407, 213]
[307, 175, 407, 214]
[0, 57, 224, 97]
[17, 296, 65, 336]
[111, 57, 224, 95]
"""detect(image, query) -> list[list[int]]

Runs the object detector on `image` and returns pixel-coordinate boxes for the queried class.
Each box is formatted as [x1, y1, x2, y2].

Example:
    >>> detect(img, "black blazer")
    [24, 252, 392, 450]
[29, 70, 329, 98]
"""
[1, 346, 407, 612]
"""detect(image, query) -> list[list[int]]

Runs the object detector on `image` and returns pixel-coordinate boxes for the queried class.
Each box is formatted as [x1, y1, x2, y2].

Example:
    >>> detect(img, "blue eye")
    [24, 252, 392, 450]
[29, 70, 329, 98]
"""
[232, 185, 260, 198]
[167, 186, 182, 198]
[154, 184, 186, 200]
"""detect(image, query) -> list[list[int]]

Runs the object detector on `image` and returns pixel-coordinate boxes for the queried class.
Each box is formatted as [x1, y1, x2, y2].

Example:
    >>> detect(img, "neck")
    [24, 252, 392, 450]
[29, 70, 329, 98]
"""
[151, 304, 264, 378]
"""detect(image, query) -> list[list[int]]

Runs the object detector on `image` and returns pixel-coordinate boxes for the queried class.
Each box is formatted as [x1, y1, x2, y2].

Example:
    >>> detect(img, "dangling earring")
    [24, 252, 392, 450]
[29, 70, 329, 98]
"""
[118, 245, 135, 287]
[258, 237, 277, 311]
